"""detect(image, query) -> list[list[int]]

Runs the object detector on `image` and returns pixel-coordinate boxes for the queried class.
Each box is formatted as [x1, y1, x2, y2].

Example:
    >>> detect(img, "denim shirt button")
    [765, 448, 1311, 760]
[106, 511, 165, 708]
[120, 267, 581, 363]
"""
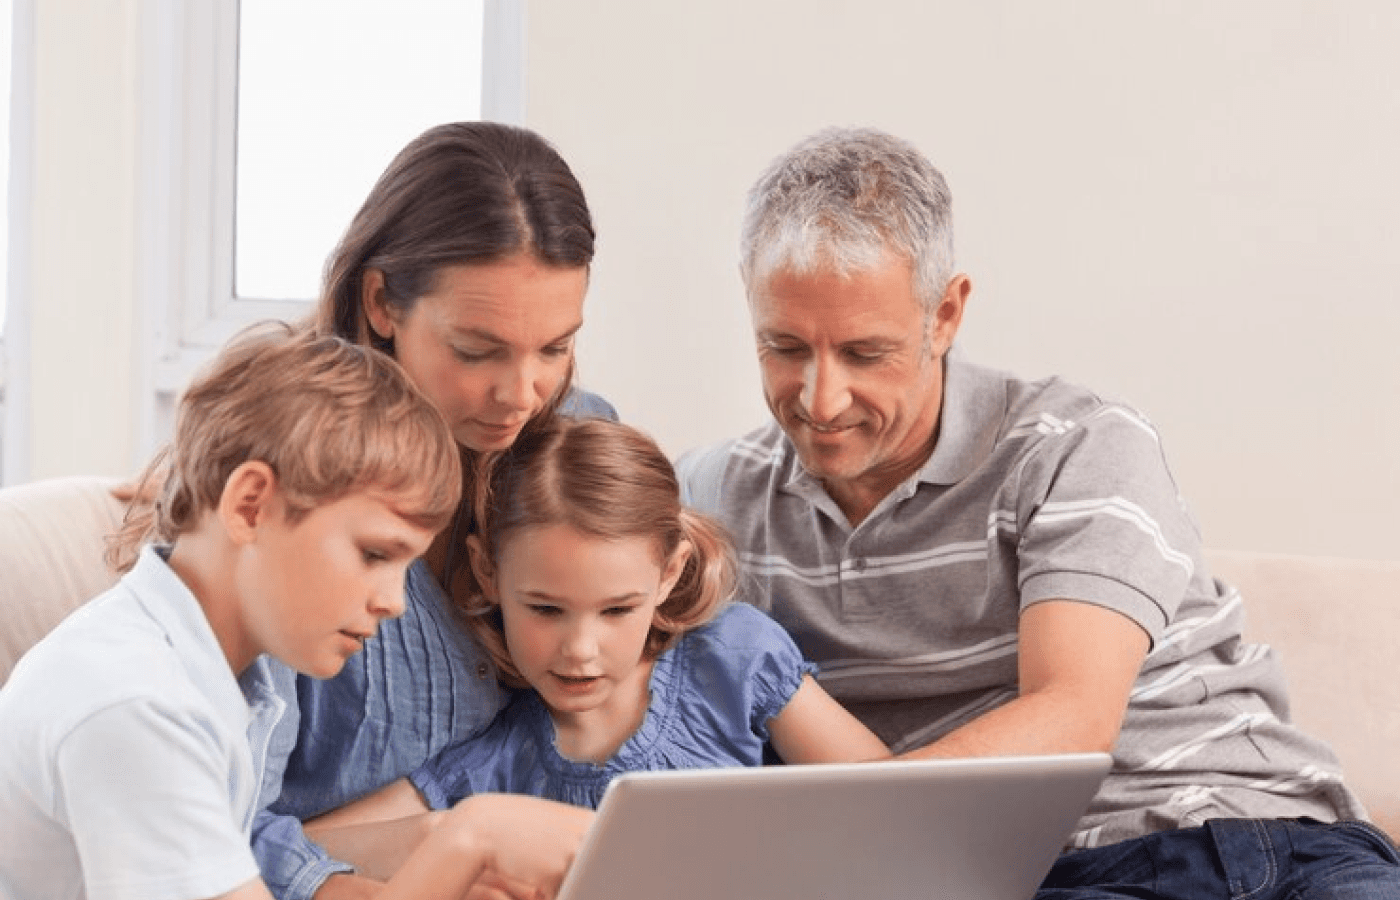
[476, 662, 490, 678]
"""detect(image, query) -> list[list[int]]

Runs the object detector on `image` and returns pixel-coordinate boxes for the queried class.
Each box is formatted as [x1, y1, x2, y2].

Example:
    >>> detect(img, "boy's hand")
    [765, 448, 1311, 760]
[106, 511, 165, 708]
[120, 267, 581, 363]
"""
[448, 794, 594, 898]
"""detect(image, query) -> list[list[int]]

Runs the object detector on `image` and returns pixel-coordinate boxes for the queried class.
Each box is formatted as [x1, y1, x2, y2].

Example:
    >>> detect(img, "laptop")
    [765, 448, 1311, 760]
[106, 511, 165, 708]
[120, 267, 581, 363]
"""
[555, 752, 1110, 900]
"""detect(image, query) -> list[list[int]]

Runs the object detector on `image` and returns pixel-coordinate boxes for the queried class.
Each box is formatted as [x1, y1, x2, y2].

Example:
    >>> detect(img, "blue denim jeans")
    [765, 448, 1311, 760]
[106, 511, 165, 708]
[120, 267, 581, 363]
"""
[1038, 819, 1400, 900]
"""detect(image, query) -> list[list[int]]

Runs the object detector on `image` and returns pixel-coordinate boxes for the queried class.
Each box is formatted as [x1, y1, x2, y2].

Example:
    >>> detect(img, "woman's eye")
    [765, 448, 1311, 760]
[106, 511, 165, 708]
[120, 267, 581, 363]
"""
[452, 347, 490, 364]
[528, 605, 562, 617]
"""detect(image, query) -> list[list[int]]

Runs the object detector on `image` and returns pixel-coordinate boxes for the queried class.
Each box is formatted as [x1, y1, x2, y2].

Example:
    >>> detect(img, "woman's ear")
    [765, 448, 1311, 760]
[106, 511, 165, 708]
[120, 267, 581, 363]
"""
[361, 268, 396, 342]
[219, 460, 278, 545]
[465, 534, 497, 600]
[657, 540, 693, 603]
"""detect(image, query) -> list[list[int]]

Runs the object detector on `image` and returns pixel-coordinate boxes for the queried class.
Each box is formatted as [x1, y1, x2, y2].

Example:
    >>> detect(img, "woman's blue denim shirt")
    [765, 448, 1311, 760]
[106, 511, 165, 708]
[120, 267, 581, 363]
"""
[251, 388, 617, 899]
[252, 559, 504, 898]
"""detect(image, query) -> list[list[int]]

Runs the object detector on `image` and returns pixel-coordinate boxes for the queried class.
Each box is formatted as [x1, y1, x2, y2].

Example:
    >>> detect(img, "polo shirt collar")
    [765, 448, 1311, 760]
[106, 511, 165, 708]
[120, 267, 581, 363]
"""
[125, 545, 260, 733]
[916, 347, 1006, 486]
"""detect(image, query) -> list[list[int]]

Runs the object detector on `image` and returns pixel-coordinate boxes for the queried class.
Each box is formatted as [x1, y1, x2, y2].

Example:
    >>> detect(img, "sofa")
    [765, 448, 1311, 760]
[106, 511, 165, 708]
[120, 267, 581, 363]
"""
[1, 476, 1395, 837]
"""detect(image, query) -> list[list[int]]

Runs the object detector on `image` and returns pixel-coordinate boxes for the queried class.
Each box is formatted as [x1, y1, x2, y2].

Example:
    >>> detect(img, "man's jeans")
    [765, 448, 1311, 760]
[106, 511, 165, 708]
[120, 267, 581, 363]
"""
[1039, 819, 1400, 900]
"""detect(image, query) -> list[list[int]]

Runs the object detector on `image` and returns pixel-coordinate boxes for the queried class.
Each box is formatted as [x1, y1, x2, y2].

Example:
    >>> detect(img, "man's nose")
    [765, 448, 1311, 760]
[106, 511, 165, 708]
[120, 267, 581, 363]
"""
[800, 356, 853, 423]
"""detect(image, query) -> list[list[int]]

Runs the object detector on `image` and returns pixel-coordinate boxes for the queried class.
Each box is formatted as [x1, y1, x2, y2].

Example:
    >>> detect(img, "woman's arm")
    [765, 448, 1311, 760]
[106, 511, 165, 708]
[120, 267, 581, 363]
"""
[767, 674, 890, 764]
[305, 778, 429, 832]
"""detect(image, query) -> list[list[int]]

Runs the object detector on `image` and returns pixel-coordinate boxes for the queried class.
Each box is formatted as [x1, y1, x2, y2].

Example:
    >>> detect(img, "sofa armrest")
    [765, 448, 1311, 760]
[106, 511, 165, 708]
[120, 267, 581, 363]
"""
[0, 476, 129, 685]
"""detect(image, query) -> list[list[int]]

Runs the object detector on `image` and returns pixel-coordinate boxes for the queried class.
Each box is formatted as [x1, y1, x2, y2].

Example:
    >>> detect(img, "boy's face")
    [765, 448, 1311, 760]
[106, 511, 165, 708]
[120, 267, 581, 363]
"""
[237, 490, 436, 678]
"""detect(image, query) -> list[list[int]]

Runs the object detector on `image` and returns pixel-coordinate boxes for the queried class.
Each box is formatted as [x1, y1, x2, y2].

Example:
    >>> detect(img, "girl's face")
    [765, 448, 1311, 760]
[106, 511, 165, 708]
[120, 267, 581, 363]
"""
[485, 524, 688, 724]
[363, 253, 587, 452]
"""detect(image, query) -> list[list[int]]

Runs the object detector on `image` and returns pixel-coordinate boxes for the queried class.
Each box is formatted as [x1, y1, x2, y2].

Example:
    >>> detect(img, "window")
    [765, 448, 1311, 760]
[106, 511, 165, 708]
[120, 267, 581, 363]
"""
[135, 0, 522, 458]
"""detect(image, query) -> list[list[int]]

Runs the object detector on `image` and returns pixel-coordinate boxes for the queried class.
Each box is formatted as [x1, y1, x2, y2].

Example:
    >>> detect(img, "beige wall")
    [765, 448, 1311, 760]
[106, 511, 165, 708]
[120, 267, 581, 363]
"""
[12, 1, 139, 480]
[13, 1, 1400, 560]
[530, 1, 1400, 560]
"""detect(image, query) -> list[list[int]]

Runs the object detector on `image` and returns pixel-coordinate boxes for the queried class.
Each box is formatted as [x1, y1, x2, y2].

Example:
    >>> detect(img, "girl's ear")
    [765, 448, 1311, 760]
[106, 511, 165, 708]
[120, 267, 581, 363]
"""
[657, 540, 693, 603]
[465, 534, 497, 599]
[219, 460, 278, 545]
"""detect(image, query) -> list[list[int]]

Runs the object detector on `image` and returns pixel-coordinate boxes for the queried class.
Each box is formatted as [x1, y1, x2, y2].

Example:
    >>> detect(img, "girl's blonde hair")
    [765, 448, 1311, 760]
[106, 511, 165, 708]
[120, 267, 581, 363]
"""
[109, 322, 461, 570]
[463, 418, 735, 686]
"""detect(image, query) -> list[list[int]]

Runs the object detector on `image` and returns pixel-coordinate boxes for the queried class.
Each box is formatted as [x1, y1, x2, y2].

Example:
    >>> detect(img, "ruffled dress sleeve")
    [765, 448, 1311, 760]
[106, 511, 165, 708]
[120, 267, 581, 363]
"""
[408, 690, 556, 809]
[641, 603, 817, 769]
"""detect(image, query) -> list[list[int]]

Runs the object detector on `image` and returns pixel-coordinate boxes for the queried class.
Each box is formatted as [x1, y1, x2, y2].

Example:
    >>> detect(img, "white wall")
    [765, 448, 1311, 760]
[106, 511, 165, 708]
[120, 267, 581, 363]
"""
[531, 0, 1400, 561]
[13, 1, 1400, 560]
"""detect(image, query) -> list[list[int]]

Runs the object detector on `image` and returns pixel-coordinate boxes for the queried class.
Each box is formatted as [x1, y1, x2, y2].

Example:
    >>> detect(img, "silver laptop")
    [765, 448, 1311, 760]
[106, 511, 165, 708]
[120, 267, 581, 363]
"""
[555, 752, 1110, 900]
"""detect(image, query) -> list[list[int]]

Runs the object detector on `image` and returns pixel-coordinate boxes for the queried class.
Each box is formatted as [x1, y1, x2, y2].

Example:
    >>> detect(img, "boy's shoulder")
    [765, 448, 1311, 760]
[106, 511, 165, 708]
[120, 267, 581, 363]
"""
[2, 583, 197, 729]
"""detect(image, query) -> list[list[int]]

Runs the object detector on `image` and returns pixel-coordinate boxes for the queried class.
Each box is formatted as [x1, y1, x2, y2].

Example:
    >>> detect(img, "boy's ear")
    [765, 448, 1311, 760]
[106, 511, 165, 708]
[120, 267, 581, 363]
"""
[465, 534, 496, 599]
[219, 461, 278, 544]
[658, 540, 693, 602]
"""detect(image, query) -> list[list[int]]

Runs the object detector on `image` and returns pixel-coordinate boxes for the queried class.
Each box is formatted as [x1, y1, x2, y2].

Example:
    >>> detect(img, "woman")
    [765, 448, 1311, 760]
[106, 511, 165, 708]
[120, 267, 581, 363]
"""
[254, 122, 614, 900]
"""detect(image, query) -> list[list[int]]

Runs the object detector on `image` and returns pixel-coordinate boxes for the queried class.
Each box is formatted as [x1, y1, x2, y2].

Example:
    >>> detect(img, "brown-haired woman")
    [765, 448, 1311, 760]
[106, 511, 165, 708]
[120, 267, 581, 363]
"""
[255, 122, 615, 900]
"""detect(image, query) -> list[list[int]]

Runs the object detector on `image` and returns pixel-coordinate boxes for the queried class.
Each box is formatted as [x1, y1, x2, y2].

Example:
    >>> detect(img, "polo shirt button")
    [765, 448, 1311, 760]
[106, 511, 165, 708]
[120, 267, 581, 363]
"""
[476, 662, 490, 678]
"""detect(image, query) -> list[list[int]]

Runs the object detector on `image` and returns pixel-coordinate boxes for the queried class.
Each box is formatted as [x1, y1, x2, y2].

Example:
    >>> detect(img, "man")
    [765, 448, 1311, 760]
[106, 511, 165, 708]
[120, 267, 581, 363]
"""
[678, 127, 1400, 898]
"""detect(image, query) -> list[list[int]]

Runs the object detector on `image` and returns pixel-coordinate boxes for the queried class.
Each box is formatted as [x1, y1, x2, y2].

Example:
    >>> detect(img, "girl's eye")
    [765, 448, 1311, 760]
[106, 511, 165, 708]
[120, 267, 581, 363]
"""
[528, 605, 563, 617]
[603, 605, 637, 618]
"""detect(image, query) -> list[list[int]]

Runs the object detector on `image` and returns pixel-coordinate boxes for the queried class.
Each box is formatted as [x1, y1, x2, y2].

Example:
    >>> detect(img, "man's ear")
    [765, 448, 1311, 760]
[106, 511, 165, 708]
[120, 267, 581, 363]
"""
[362, 268, 396, 342]
[219, 461, 279, 545]
[929, 273, 972, 357]
[465, 534, 497, 600]
[658, 540, 694, 603]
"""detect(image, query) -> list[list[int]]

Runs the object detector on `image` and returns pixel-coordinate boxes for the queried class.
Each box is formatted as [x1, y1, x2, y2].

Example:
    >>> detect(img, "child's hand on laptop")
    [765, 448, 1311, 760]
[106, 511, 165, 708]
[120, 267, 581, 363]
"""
[444, 794, 594, 899]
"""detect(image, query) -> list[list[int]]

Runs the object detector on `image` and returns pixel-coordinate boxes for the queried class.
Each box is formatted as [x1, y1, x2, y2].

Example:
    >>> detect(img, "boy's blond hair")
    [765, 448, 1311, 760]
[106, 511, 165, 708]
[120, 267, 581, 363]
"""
[110, 322, 461, 570]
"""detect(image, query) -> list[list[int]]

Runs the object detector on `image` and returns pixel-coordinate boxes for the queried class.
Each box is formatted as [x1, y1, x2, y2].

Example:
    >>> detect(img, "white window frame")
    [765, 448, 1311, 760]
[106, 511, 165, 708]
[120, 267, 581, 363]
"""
[1, 0, 34, 485]
[133, 0, 525, 461]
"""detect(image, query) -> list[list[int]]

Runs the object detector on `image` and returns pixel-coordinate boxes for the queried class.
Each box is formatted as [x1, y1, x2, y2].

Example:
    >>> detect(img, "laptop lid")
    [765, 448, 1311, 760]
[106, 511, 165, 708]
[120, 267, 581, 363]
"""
[556, 752, 1110, 900]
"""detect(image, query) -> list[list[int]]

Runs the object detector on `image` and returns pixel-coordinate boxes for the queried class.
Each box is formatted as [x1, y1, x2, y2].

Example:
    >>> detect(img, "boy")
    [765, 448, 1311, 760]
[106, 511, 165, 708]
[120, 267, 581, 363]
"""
[0, 324, 589, 900]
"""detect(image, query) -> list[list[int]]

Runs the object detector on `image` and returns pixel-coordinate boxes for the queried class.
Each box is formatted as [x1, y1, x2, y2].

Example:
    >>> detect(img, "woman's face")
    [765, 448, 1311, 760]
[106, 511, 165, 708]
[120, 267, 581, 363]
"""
[364, 254, 588, 452]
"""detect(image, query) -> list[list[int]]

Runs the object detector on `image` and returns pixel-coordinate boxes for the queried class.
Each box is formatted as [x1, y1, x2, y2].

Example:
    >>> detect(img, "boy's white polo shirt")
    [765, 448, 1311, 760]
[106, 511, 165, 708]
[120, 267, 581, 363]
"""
[0, 546, 286, 900]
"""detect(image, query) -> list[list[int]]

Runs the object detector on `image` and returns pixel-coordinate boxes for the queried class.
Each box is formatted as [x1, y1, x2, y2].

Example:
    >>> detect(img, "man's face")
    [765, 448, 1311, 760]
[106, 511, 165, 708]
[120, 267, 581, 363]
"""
[748, 252, 965, 520]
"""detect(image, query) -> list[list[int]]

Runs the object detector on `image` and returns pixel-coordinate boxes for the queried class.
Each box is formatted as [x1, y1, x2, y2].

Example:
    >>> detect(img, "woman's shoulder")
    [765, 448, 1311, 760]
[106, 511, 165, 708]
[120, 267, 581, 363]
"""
[560, 388, 618, 421]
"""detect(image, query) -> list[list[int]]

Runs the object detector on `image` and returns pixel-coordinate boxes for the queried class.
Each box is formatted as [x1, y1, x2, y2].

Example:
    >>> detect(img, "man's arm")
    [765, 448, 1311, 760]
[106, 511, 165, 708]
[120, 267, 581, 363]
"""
[900, 599, 1149, 760]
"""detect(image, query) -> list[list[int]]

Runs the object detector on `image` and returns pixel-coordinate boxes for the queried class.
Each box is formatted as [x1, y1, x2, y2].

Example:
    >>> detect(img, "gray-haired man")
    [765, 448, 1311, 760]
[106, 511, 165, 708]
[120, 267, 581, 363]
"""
[679, 127, 1399, 899]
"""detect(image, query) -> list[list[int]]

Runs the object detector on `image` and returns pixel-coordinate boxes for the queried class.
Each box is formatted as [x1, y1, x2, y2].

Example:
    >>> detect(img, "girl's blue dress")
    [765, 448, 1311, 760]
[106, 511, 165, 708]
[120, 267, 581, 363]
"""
[409, 603, 816, 809]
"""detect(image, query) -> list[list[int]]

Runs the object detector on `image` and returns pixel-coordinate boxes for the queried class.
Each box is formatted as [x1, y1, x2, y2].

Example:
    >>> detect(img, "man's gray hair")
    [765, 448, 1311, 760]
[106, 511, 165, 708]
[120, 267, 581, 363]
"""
[740, 127, 955, 313]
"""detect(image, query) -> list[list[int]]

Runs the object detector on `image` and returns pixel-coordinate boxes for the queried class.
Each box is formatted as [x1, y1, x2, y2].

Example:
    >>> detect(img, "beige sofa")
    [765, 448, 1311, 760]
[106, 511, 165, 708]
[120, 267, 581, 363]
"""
[1, 477, 1395, 837]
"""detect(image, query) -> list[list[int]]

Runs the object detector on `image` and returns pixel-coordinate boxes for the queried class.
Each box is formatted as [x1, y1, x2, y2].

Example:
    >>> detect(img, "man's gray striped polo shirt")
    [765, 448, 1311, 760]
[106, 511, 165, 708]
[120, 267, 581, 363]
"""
[678, 352, 1363, 848]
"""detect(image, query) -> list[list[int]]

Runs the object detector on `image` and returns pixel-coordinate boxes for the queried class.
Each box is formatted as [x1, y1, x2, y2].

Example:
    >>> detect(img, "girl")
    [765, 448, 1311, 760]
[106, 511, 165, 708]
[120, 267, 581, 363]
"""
[305, 418, 887, 869]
